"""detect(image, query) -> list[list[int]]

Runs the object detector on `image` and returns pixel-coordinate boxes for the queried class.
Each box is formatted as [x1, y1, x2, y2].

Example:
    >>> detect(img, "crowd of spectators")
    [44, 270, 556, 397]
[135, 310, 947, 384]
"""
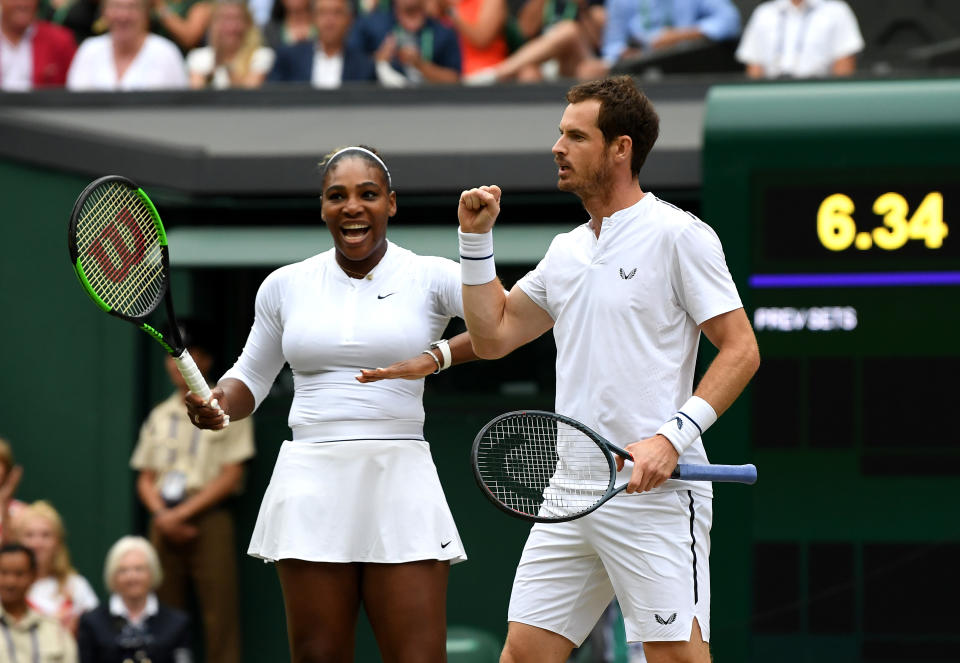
[0, 321, 255, 663]
[0, 0, 869, 91]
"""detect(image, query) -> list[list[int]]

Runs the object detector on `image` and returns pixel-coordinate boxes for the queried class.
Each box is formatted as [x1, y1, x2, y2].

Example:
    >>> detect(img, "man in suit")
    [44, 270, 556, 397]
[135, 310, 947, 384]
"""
[0, 0, 76, 90]
[268, 0, 374, 86]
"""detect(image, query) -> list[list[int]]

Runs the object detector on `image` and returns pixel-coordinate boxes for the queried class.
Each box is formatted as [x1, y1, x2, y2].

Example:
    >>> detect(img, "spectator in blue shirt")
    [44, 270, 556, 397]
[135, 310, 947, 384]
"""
[601, 0, 740, 68]
[349, 0, 461, 85]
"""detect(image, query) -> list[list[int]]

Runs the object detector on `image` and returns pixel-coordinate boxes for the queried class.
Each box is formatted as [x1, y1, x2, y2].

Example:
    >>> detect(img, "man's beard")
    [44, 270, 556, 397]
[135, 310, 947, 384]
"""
[563, 155, 613, 202]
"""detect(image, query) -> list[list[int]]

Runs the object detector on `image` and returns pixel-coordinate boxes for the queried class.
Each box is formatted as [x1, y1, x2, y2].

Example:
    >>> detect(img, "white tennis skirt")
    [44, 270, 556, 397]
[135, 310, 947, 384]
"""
[248, 438, 467, 565]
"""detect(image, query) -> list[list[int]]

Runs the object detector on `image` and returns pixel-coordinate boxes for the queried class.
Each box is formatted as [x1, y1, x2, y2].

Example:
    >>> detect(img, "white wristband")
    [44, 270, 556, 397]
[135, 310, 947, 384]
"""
[429, 339, 452, 371]
[458, 229, 497, 285]
[655, 396, 718, 457]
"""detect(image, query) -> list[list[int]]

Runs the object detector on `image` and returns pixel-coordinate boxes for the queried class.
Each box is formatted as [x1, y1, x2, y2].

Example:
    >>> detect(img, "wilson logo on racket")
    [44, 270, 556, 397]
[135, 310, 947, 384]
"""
[86, 208, 147, 282]
[655, 613, 677, 625]
[619, 267, 637, 280]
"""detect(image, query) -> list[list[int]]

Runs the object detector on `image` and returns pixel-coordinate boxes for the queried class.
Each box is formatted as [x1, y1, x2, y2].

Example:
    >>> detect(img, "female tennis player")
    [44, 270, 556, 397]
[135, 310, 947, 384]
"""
[185, 146, 477, 662]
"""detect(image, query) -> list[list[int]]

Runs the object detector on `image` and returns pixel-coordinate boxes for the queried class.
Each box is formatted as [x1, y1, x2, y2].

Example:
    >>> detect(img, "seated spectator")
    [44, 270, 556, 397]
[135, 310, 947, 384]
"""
[131, 319, 254, 663]
[0, 544, 77, 663]
[464, 0, 604, 83]
[440, 0, 509, 77]
[77, 536, 192, 663]
[0, 438, 25, 542]
[67, 0, 188, 90]
[268, 0, 373, 86]
[262, 0, 314, 49]
[0, 0, 76, 90]
[351, 0, 461, 85]
[13, 501, 98, 635]
[736, 0, 863, 78]
[187, 0, 274, 87]
[151, 0, 213, 52]
[600, 0, 740, 75]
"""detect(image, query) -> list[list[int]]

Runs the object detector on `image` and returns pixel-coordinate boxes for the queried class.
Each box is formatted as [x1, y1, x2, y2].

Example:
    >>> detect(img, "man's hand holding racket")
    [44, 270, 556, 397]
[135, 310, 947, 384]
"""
[458, 185, 502, 233]
[616, 435, 680, 494]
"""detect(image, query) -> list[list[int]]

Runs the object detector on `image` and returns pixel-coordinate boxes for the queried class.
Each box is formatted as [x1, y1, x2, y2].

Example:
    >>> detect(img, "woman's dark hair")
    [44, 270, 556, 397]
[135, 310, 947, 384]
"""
[319, 145, 393, 193]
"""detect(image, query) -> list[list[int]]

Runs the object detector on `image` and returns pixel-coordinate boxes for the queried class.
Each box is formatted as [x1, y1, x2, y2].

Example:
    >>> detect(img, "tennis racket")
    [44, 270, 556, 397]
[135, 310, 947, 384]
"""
[472, 410, 757, 523]
[67, 175, 213, 403]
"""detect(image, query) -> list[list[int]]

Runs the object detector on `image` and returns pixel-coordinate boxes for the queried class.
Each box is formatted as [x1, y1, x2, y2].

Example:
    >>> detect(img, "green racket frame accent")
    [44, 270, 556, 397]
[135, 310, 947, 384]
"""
[141, 323, 174, 354]
[136, 188, 168, 246]
[68, 175, 182, 355]
[73, 258, 112, 313]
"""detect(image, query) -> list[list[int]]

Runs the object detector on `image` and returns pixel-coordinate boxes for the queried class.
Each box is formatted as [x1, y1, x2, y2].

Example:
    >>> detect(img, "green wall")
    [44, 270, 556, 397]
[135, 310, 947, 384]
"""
[0, 160, 136, 586]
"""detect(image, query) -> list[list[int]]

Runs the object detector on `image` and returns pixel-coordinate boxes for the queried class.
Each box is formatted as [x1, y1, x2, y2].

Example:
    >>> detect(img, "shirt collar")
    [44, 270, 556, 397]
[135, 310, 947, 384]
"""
[0, 22, 36, 48]
[598, 192, 654, 227]
[779, 0, 821, 11]
[0, 605, 42, 630]
[109, 593, 159, 624]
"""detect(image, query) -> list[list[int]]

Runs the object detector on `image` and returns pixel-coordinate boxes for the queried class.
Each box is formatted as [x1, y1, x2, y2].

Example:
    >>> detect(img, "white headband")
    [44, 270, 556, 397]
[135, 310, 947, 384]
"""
[328, 146, 392, 190]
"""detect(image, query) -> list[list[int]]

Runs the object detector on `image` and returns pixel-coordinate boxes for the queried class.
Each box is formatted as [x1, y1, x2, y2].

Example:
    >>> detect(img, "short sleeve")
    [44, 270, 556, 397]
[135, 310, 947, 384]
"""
[671, 221, 742, 325]
[65, 39, 95, 90]
[515, 236, 559, 317]
[828, 1, 864, 59]
[734, 3, 768, 64]
[69, 575, 100, 614]
[130, 408, 160, 470]
[428, 257, 464, 319]
[251, 47, 276, 74]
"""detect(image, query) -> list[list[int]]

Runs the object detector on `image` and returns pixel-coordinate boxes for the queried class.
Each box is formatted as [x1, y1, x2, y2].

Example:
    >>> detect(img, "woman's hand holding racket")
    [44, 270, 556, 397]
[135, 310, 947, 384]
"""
[185, 388, 230, 430]
[67, 175, 226, 421]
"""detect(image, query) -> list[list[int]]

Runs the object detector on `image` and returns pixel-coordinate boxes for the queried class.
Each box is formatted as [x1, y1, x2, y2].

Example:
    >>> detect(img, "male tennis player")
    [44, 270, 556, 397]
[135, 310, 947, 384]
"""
[457, 76, 760, 663]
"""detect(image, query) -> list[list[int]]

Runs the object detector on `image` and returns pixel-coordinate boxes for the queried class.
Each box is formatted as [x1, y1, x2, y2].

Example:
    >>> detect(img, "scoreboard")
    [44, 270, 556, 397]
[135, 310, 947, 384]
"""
[702, 79, 960, 662]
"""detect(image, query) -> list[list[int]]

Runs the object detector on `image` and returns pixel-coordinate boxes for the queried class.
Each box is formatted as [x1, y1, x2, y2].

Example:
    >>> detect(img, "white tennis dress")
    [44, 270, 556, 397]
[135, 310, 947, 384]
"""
[223, 241, 467, 564]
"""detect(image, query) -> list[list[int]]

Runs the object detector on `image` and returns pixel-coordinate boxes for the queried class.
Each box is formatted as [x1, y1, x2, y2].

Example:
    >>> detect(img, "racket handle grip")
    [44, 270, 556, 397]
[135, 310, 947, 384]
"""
[673, 463, 758, 485]
[174, 349, 213, 402]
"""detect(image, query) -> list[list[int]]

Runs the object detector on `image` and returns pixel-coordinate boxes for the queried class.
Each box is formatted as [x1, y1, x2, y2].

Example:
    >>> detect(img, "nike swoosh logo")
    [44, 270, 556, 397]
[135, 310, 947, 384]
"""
[377, 293, 396, 299]
[441, 540, 452, 548]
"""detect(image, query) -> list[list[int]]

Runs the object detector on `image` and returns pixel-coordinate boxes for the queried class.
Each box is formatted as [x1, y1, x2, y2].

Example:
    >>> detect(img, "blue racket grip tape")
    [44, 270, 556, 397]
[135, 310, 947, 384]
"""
[673, 463, 757, 484]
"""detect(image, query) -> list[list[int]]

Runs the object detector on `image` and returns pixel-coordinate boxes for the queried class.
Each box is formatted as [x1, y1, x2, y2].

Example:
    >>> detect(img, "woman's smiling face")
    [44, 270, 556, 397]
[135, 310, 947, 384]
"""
[321, 156, 396, 271]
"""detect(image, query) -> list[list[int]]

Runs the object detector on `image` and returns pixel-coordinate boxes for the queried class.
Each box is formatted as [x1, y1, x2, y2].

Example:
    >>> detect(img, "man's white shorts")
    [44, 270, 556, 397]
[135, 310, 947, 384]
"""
[507, 489, 712, 646]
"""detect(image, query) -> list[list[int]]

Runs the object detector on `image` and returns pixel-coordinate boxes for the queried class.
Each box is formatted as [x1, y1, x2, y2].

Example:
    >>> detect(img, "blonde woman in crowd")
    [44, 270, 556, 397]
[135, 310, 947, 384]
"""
[187, 0, 275, 87]
[14, 501, 98, 635]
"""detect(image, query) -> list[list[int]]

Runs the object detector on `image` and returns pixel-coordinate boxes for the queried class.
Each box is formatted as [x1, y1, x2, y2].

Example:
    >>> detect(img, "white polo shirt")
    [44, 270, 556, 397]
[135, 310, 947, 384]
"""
[0, 24, 35, 91]
[516, 194, 742, 496]
[67, 33, 187, 91]
[222, 241, 463, 442]
[736, 0, 864, 78]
